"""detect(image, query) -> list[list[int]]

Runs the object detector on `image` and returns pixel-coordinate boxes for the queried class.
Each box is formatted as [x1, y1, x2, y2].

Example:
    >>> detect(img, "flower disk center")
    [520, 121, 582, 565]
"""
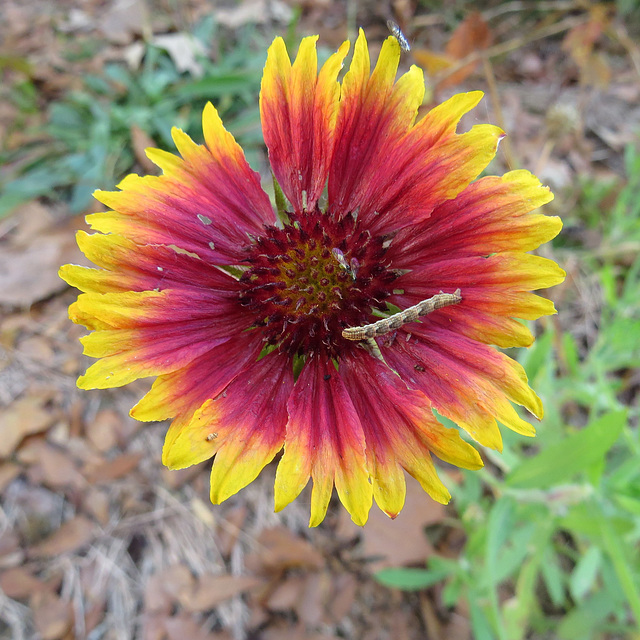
[239, 212, 397, 356]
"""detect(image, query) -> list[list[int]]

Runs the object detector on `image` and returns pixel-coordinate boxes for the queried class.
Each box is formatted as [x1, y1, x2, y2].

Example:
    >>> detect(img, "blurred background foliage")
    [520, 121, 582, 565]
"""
[0, 0, 639, 639]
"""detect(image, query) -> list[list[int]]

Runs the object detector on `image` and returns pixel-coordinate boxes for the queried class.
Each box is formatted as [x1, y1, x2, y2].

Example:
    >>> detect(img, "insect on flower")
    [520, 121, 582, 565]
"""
[387, 20, 411, 52]
[332, 247, 358, 281]
[343, 289, 462, 340]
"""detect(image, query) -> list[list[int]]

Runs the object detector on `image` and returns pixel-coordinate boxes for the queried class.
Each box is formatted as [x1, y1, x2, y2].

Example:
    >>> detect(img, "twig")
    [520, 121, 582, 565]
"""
[482, 0, 581, 20]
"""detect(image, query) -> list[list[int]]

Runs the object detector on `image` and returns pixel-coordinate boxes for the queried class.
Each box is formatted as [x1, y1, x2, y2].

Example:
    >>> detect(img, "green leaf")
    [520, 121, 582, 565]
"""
[484, 497, 513, 639]
[491, 522, 538, 584]
[598, 514, 640, 625]
[174, 70, 262, 100]
[441, 573, 464, 607]
[556, 591, 616, 639]
[502, 519, 555, 640]
[560, 502, 634, 537]
[0, 165, 73, 218]
[613, 493, 640, 516]
[469, 598, 496, 640]
[541, 548, 566, 607]
[506, 410, 627, 489]
[569, 547, 601, 602]
[375, 566, 452, 591]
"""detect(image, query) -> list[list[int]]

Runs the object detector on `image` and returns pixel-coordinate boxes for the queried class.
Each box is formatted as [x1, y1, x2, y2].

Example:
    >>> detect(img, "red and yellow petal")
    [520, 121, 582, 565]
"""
[70, 287, 247, 330]
[131, 331, 264, 425]
[384, 326, 542, 449]
[328, 30, 425, 222]
[60, 231, 242, 295]
[341, 351, 482, 517]
[392, 252, 565, 325]
[162, 351, 293, 504]
[388, 170, 561, 269]
[90, 104, 273, 265]
[359, 116, 504, 236]
[70, 288, 252, 389]
[274, 355, 372, 527]
[329, 54, 503, 234]
[260, 35, 350, 212]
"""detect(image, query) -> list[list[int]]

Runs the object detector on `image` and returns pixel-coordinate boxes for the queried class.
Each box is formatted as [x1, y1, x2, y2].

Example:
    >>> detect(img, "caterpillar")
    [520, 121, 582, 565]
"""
[342, 289, 461, 341]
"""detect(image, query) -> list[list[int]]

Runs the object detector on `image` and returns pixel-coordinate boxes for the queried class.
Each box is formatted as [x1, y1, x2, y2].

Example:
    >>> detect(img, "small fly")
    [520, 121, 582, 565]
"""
[387, 20, 411, 53]
[332, 248, 358, 281]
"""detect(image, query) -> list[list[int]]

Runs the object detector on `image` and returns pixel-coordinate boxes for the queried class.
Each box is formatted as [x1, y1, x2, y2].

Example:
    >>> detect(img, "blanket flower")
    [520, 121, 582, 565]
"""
[60, 30, 564, 526]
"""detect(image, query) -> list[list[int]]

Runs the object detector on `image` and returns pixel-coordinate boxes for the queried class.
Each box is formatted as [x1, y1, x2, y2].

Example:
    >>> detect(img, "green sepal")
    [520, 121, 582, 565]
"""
[273, 174, 288, 220]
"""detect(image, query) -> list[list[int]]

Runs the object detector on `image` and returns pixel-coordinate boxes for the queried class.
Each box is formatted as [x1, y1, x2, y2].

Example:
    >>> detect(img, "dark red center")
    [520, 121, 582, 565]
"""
[239, 209, 398, 356]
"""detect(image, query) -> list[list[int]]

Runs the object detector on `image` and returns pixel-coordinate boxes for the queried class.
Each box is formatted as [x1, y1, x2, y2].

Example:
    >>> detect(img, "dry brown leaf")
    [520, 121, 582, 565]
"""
[0, 231, 84, 308]
[296, 571, 332, 626]
[0, 395, 55, 458]
[0, 566, 49, 599]
[68, 399, 84, 439]
[266, 575, 306, 611]
[29, 516, 96, 558]
[326, 572, 357, 623]
[245, 527, 324, 574]
[446, 11, 492, 60]
[352, 474, 445, 570]
[81, 487, 110, 525]
[84, 452, 143, 483]
[16, 335, 56, 367]
[20, 440, 85, 490]
[100, 0, 149, 44]
[10, 201, 55, 244]
[31, 591, 73, 640]
[440, 11, 492, 89]
[84, 408, 121, 452]
[144, 564, 195, 614]
[180, 574, 263, 612]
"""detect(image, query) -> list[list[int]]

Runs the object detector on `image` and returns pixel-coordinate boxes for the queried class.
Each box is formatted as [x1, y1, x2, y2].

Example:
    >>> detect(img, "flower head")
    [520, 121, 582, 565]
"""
[60, 31, 564, 526]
